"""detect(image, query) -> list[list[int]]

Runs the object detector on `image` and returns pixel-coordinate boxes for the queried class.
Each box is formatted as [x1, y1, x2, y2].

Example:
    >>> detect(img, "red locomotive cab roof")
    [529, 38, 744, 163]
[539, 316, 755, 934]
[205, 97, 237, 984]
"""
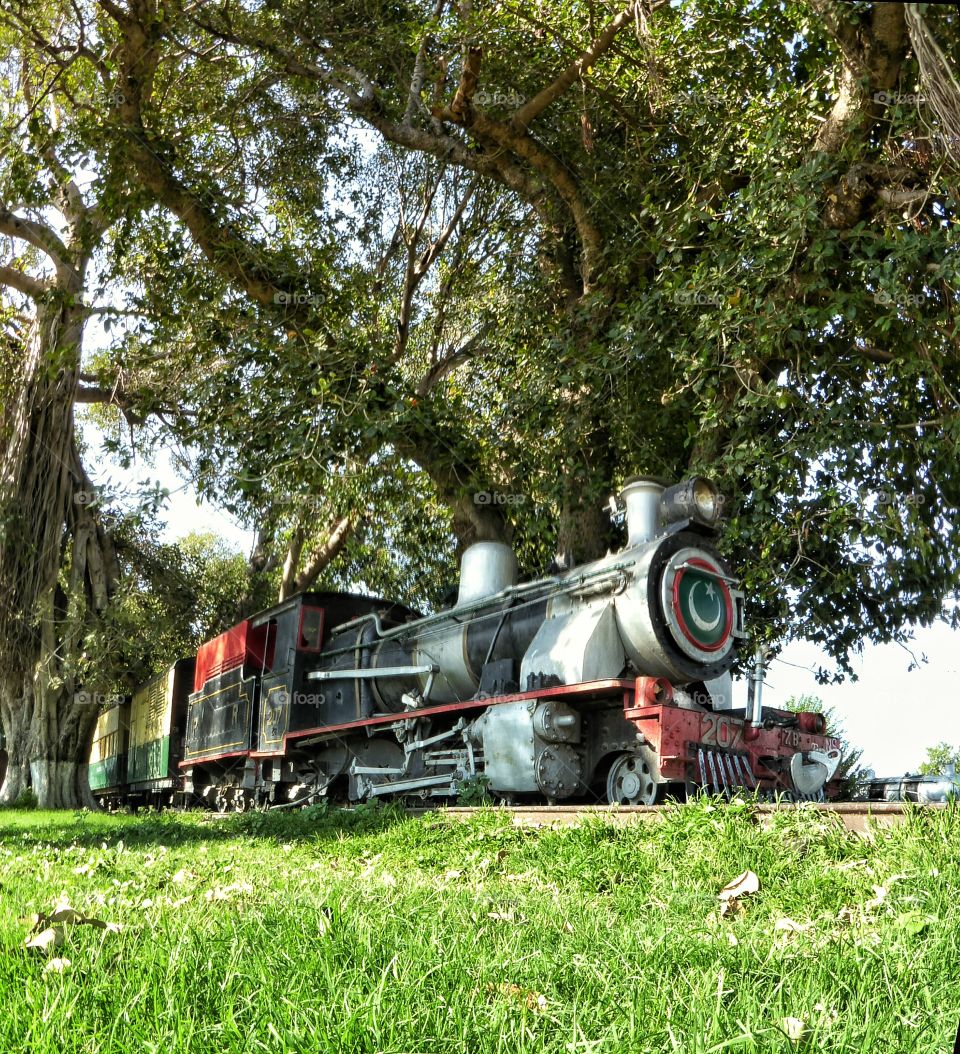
[193, 620, 274, 692]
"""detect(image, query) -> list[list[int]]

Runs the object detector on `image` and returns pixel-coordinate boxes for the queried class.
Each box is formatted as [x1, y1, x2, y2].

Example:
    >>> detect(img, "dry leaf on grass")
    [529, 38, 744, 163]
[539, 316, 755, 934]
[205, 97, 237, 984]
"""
[25, 901, 121, 950]
[774, 917, 811, 933]
[716, 870, 759, 921]
[487, 909, 526, 924]
[719, 870, 760, 902]
[783, 1016, 809, 1042]
[486, 982, 548, 1012]
[864, 885, 887, 911]
[25, 927, 64, 953]
[204, 880, 254, 902]
[47, 907, 85, 925]
[832, 859, 868, 871]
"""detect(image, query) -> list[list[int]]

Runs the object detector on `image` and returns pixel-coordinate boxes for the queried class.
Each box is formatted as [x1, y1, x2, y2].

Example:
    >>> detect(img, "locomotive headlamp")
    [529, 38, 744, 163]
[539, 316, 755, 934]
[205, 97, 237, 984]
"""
[659, 477, 723, 528]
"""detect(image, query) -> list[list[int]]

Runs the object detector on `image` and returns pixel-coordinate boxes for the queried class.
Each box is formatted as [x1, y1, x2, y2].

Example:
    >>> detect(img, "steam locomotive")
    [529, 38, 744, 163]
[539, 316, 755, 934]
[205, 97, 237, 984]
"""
[89, 476, 842, 809]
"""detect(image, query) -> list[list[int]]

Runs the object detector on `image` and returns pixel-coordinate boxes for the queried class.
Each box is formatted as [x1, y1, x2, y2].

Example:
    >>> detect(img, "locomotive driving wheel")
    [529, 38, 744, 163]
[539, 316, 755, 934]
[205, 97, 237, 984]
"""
[606, 750, 661, 806]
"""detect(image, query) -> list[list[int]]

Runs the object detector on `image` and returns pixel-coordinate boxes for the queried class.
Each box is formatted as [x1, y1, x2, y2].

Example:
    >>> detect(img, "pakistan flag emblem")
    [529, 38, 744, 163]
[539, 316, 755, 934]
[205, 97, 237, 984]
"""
[675, 563, 731, 650]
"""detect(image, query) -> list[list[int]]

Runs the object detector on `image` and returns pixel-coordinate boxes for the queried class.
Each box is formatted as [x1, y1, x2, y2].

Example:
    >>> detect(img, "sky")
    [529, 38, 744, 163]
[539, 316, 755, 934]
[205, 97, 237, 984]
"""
[87, 430, 959, 780]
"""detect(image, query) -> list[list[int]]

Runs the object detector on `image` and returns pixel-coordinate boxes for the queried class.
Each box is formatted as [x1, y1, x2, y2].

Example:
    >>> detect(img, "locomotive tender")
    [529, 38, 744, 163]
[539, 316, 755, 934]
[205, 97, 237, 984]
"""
[89, 476, 842, 809]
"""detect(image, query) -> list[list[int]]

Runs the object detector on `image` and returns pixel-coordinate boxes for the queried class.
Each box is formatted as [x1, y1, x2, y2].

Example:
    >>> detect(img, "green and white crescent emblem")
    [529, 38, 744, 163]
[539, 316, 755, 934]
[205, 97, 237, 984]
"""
[677, 567, 730, 648]
[688, 580, 722, 633]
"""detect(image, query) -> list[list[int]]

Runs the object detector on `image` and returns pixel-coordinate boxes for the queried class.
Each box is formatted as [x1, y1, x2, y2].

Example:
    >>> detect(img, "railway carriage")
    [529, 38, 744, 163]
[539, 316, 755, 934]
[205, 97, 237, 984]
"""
[89, 701, 130, 801]
[127, 659, 195, 805]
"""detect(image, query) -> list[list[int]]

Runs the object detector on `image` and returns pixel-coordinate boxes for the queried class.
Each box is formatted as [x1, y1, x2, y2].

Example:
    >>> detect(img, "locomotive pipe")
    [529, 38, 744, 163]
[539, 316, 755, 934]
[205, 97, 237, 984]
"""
[621, 477, 664, 546]
[317, 563, 636, 660]
[307, 664, 438, 681]
[747, 648, 767, 728]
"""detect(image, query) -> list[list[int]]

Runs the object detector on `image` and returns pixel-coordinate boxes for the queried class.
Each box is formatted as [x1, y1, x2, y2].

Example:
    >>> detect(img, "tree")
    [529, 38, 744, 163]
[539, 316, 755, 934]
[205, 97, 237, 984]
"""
[0, 28, 132, 804]
[783, 694, 865, 797]
[918, 741, 960, 776]
[87, 0, 960, 672]
[5, 0, 960, 806]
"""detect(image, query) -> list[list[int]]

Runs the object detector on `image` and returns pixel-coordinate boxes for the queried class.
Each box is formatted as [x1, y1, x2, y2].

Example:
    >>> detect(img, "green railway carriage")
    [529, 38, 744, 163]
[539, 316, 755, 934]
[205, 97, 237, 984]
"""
[127, 658, 195, 802]
[89, 701, 130, 795]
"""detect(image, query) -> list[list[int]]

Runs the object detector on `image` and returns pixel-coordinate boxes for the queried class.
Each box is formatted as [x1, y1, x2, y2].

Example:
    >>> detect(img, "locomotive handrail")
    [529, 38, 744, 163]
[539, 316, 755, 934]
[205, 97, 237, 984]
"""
[672, 561, 741, 586]
[319, 561, 640, 659]
[307, 664, 438, 680]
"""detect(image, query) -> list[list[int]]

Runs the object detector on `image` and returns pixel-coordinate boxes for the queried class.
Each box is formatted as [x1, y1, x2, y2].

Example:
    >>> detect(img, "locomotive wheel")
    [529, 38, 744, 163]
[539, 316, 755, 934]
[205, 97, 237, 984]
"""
[606, 751, 660, 806]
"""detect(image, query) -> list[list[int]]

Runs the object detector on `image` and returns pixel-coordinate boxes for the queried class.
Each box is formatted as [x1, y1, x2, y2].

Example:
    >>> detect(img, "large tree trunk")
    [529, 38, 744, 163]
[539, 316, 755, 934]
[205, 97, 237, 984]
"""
[554, 411, 619, 567]
[0, 672, 33, 804]
[0, 292, 108, 808]
[0, 672, 97, 809]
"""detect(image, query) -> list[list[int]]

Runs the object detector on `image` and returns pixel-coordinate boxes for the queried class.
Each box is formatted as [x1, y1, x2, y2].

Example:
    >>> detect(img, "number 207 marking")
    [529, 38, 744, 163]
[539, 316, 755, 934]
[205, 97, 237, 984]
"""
[700, 714, 742, 749]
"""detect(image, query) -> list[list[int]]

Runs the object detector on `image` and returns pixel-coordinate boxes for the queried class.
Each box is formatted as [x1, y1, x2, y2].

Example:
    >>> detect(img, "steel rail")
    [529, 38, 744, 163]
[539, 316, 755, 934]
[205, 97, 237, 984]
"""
[404, 802, 949, 834]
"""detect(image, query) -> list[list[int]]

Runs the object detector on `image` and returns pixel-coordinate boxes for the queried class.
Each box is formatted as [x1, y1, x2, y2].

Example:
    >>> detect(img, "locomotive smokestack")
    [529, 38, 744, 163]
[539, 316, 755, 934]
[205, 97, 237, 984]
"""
[619, 477, 665, 547]
[456, 542, 518, 606]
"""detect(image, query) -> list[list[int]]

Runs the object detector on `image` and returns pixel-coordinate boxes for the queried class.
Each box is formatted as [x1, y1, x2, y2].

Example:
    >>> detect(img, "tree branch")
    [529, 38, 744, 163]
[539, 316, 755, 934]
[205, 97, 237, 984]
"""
[511, 0, 643, 130]
[417, 329, 489, 395]
[0, 209, 74, 278]
[404, 0, 447, 126]
[293, 512, 358, 593]
[813, 2, 907, 155]
[101, 3, 327, 325]
[0, 264, 50, 299]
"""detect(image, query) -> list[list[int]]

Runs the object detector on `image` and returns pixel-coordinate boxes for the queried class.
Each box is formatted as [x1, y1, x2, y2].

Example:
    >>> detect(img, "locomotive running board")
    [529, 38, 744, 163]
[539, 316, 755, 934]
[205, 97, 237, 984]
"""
[239, 679, 636, 759]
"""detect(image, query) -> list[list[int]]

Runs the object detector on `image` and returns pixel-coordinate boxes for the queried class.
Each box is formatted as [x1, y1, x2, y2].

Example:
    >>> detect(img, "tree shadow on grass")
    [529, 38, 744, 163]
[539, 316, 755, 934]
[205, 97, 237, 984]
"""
[0, 801, 417, 851]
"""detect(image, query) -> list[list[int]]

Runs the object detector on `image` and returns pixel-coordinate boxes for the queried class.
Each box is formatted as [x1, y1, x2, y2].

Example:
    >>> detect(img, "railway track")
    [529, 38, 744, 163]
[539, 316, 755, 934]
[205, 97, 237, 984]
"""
[407, 801, 949, 834]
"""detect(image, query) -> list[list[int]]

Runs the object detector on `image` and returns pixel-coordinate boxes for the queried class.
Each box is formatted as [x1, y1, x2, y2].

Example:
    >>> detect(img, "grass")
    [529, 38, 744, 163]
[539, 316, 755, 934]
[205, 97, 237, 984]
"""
[0, 799, 958, 1053]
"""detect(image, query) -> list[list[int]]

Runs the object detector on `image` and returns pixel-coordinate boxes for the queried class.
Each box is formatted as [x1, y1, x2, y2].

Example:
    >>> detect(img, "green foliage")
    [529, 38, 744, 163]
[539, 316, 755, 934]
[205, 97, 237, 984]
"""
[456, 773, 492, 806]
[919, 741, 960, 776]
[73, 527, 256, 696]
[5, 0, 960, 683]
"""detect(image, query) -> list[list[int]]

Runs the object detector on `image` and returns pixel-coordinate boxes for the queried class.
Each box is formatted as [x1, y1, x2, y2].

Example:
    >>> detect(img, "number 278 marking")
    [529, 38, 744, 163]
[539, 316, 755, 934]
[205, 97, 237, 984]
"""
[700, 714, 742, 749]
